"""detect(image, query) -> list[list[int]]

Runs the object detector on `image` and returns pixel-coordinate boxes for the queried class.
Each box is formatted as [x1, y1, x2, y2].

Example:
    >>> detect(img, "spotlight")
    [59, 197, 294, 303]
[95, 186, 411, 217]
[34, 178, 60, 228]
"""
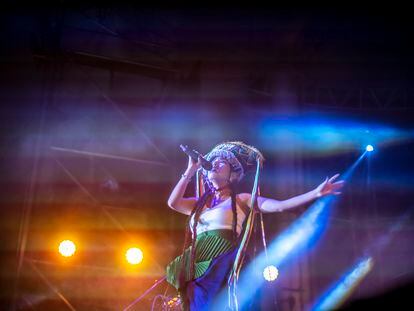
[365, 145, 374, 152]
[58, 240, 76, 257]
[126, 247, 143, 265]
[263, 265, 279, 282]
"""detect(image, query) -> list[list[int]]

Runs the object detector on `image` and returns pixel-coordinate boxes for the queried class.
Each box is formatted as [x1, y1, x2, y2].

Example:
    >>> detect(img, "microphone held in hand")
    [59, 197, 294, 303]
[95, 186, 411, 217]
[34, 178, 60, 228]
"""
[179, 144, 212, 171]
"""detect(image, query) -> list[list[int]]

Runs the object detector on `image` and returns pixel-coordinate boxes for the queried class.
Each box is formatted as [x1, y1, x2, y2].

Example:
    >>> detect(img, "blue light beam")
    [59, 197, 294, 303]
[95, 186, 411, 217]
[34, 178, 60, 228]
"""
[311, 257, 374, 311]
[213, 148, 370, 310]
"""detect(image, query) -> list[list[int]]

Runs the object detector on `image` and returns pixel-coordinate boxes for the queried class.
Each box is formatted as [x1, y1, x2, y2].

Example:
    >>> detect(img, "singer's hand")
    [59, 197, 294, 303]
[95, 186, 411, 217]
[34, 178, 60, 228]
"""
[315, 174, 345, 198]
[186, 155, 202, 172]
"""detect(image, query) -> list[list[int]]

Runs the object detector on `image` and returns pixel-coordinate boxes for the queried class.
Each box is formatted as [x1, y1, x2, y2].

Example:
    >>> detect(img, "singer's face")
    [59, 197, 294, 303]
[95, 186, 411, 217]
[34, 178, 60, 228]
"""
[208, 158, 231, 182]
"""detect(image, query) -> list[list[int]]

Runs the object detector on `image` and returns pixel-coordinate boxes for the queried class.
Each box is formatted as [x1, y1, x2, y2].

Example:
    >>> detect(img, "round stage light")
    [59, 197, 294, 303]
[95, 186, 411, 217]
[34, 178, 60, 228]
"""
[58, 240, 76, 257]
[263, 265, 279, 282]
[126, 247, 143, 265]
[365, 145, 374, 152]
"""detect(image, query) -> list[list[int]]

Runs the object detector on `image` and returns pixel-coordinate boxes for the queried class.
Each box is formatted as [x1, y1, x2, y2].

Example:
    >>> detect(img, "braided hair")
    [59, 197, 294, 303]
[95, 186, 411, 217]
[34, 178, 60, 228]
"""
[179, 187, 213, 282]
[229, 182, 238, 244]
[180, 182, 241, 283]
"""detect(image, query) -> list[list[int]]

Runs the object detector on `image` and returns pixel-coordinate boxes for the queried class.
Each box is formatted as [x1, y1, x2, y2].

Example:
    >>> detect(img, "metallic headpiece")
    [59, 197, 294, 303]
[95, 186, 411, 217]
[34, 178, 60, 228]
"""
[201, 141, 265, 183]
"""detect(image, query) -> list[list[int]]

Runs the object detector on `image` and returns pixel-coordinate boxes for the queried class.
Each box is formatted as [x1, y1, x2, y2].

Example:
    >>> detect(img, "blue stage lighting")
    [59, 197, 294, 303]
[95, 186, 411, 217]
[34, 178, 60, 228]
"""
[263, 265, 279, 282]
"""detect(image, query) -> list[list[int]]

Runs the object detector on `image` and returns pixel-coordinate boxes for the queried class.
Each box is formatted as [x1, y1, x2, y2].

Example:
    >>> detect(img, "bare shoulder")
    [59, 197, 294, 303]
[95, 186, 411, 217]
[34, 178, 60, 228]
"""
[236, 192, 252, 206]
[236, 192, 252, 201]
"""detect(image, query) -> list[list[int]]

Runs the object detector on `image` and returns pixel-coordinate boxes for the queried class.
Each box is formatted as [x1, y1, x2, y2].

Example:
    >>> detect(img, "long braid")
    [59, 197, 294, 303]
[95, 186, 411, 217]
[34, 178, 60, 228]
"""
[179, 187, 213, 284]
[188, 201, 205, 279]
[230, 182, 238, 244]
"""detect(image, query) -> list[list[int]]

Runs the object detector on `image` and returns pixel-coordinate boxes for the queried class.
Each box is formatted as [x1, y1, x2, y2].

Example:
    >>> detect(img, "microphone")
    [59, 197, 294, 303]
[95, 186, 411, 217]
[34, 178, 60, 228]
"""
[179, 144, 212, 171]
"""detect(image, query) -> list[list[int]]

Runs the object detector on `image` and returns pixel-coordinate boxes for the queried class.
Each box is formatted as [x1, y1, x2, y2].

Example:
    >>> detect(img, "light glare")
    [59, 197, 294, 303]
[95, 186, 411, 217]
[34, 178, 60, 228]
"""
[263, 265, 279, 282]
[126, 247, 143, 265]
[366, 145, 374, 152]
[59, 240, 76, 257]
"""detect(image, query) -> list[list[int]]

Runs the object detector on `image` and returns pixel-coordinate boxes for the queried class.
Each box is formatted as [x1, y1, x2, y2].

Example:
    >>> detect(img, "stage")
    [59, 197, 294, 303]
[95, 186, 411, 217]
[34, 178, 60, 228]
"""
[1, 4, 414, 311]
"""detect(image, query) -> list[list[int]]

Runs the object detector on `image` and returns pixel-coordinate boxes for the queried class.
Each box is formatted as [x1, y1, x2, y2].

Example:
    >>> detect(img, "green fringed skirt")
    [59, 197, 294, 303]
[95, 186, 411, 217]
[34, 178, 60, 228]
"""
[166, 229, 234, 290]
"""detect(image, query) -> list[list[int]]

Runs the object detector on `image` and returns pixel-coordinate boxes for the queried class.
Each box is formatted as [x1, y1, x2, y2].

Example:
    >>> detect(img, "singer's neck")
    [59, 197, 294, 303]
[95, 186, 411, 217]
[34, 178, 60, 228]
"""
[210, 181, 231, 194]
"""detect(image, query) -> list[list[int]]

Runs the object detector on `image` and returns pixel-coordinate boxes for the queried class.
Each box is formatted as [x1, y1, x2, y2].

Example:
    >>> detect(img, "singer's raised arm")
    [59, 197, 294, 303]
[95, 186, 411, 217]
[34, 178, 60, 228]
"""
[167, 156, 201, 215]
[238, 174, 344, 213]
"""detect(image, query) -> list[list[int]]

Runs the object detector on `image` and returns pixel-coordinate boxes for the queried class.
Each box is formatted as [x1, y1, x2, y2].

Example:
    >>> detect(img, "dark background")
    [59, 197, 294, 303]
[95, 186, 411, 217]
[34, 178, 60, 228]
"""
[1, 3, 413, 310]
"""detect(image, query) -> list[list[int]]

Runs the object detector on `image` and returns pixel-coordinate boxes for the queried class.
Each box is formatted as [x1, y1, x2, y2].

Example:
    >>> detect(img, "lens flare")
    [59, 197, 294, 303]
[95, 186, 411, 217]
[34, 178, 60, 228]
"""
[58, 240, 76, 257]
[365, 145, 374, 152]
[126, 247, 143, 265]
[263, 265, 279, 282]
